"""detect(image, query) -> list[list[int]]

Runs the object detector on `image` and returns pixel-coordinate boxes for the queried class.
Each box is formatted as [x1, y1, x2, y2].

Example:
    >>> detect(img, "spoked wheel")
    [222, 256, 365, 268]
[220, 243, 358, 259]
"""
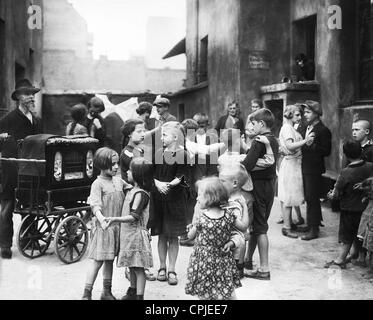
[54, 215, 89, 264]
[16, 215, 53, 259]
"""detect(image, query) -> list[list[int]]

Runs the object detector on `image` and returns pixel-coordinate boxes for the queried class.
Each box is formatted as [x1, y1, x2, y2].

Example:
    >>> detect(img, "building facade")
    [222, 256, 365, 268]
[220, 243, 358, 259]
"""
[169, 0, 373, 177]
[0, 0, 44, 117]
[43, 0, 186, 94]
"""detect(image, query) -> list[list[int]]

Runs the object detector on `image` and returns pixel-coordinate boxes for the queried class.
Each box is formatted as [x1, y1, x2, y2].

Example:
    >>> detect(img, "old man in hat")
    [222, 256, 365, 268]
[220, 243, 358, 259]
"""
[0, 79, 43, 259]
[83, 96, 106, 147]
[296, 100, 331, 240]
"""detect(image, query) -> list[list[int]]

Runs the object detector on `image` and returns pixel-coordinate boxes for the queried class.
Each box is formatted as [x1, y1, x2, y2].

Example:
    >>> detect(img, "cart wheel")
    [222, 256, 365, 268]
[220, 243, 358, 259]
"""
[54, 215, 89, 264]
[16, 215, 52, 259]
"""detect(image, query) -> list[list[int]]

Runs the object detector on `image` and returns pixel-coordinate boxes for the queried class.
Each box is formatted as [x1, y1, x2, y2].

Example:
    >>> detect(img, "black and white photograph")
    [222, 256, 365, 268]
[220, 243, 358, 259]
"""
[1, 0, 373, 304]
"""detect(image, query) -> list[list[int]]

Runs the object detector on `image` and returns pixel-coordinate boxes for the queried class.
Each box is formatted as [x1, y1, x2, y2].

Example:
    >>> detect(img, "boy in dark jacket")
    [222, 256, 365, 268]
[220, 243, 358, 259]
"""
[325, 141, 373, 269]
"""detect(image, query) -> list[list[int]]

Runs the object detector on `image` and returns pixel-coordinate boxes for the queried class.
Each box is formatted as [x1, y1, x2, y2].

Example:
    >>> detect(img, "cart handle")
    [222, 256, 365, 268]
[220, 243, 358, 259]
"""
[0, 157, 46, 163]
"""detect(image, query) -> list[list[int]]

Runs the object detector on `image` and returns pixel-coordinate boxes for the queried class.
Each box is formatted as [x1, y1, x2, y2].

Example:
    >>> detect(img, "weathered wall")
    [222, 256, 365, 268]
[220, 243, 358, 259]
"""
[43, 0, 185, 95]
[170, 84, 209, 121]
[43, 0, 92, 58]
[291, 0, 362, 175]
[207, 0, 241, 128]
[239, 0, 291, 123]
[0, 0, 43, 118]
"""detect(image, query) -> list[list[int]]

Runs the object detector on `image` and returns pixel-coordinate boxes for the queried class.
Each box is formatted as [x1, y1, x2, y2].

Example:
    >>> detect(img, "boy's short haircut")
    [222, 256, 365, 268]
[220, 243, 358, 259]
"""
[353, 118, 371, 133]
[162, 121, 185, 145]
[193, 113, 209, 124]
[196, 177, 229, 208]
[343, 140, 362, 159]
[219, 163, 249, 189]
[248, 108, 275, 129]
[181, 119, 198, 131]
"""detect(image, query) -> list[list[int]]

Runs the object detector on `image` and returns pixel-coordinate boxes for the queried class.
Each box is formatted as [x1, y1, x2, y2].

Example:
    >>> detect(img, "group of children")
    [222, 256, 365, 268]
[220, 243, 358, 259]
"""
[326, 119, 373, 277]
[81, 106, 279, 300]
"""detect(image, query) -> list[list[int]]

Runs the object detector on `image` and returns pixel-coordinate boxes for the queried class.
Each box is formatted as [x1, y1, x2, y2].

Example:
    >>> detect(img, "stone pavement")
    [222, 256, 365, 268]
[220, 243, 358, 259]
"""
[0, 198, 373, 300]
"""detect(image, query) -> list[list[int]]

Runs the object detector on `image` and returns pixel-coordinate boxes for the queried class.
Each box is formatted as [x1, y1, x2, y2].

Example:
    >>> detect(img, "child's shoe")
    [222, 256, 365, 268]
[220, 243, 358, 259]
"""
[145, 269, 156, 281]
[100, 290, 116, 300]
[101, 279, 116, 300]
[324, 260, 346, 269]
[244, 260, 253, 270]
[121, 287, 137, 300]
[282, 228, 298, 239]
[82, 290, 92, 300]
[82, 284, 93, 300]
[295, 217, 305, 225]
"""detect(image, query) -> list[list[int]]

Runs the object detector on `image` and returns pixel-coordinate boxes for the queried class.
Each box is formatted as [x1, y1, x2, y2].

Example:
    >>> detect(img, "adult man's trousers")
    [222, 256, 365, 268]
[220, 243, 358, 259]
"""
[0, 198, 15, 248]
[303, 174, 323, 227]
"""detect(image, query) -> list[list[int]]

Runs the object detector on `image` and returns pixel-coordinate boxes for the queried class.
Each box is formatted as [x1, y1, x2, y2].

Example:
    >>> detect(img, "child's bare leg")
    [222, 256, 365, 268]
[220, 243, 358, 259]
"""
[133, 267, 146, 298]
[168, 236, 179, 272]
[238, 245, 245, 264]
[82, 260, 103, 299]
[257, 234, 269, 272]
[158, 235, 168, 271]
[85, 260, 104, 285]
[130, 268, 137, 289]
[294, 206, 303, 222]
[283, 205, 293, 230]
[246, 234, 257, 264]
[101, 260, 115, 300]
[335, 243, 352, 264]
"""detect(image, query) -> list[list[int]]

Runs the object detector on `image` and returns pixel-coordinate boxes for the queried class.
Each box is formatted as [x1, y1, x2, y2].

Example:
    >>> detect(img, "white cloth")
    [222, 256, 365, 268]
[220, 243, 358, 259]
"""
[278, 124, 304, 206]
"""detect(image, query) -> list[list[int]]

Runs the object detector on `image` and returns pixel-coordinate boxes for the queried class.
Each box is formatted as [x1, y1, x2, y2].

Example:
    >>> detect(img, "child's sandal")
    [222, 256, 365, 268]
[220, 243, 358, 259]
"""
[324, 260, 346, 269]
[157, 268, 167, 282]
[167, 271, 178, 285]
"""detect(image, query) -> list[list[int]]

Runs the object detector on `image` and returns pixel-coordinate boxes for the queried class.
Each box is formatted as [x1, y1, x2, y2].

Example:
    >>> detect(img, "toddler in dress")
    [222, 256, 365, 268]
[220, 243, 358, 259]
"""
[185, 177, 245, 300]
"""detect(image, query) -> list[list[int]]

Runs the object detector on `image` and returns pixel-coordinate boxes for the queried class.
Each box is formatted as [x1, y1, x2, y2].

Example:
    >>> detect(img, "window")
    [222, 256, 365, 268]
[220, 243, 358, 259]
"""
[357, 0, 373, 100]
[198, 35, 208, 83]
[292, 15, 317, 80]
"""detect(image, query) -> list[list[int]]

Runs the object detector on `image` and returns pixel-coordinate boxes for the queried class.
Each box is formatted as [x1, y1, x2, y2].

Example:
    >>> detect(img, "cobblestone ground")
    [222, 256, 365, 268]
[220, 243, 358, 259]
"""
[0, 198, 373, 300]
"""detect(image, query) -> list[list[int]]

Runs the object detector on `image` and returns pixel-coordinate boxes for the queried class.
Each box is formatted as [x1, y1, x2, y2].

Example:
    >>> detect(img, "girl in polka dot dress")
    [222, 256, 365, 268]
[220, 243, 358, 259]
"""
[185, 177, 242, 300]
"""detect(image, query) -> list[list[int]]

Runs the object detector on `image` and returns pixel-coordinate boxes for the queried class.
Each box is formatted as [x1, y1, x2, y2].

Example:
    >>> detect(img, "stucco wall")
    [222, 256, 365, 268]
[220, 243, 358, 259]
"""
[239, 0, 291, 123]
[0, 0, 43, 117]
[170, 84, 209, 121]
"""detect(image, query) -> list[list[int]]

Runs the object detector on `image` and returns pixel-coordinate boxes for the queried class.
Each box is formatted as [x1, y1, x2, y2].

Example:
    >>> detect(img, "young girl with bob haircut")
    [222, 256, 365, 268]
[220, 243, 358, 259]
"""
[82, 147, 128, 300]
[185, 176, 242, 300]
[106, 157, 155, 300]
[150, 121, 190, 286]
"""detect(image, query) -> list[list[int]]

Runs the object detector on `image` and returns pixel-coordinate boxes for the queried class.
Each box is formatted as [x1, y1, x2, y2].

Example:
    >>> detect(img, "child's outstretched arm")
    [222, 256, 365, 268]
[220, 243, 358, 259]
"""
[108, 192, 148, 224]
[91, 206, 108, 229]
